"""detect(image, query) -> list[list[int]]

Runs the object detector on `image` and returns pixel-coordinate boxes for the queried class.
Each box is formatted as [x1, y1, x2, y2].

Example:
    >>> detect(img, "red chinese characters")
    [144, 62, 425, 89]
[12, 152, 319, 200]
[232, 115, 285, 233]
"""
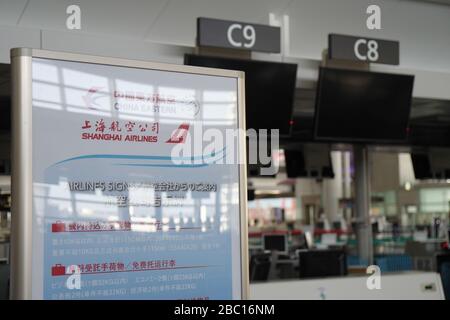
[81, 119, 159, 134]
[52, 259, 179, 277]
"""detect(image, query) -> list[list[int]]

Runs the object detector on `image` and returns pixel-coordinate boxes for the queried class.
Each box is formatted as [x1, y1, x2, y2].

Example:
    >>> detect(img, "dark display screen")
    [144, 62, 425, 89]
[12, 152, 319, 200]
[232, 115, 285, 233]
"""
[185, 54, 297, 135]
[314, 67, 414, 142]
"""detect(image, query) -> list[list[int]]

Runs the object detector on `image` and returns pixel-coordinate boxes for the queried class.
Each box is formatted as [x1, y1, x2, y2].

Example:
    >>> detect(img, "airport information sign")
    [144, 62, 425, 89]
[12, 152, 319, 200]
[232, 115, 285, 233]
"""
[328, 34, 400, 65]
[197, 17, 281, 53]
[11, 49, 248, 300]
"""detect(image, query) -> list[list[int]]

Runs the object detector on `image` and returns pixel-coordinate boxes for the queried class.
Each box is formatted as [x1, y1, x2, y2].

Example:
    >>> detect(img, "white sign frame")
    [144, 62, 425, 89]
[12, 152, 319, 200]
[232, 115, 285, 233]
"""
[10, 48, 249, 300]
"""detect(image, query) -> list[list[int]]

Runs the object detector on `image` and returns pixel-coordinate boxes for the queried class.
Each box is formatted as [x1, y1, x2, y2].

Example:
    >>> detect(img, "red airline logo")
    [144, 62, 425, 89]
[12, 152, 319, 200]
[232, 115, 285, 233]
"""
[166, 123, 190, 144]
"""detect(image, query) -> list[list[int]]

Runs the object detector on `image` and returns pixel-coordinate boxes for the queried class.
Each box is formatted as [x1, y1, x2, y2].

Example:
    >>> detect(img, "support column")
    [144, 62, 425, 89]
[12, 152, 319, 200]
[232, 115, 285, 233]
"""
[343, 151, 351, 199]
[342, 151, 352, 223]
[354, 146, 374, 265]
[323, 151, 342, 223]
[294, 179, 303, 222]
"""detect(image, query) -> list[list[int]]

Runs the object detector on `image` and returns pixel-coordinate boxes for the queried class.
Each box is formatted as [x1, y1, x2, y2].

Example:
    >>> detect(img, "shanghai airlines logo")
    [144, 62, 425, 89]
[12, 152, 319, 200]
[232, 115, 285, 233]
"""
[166, 123, 190, 144]
[83, 87, 107, 110]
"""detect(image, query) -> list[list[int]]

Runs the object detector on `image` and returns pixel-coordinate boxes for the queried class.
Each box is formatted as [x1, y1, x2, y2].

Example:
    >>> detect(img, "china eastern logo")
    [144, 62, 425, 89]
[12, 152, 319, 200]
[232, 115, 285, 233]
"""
[83, 87, 107, 110]
[83, 87, 200, 116]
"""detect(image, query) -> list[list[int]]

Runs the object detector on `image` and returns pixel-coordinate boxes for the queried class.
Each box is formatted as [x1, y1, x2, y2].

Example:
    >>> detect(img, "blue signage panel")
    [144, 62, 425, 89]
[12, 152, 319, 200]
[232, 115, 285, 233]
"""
[30, 57, 244, 300]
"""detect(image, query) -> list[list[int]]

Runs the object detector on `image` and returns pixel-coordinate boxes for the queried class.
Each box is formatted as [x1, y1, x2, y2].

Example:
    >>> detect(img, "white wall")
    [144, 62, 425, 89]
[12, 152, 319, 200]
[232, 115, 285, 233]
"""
[282, 0, 450, 73]
[0, 0, 450, 97]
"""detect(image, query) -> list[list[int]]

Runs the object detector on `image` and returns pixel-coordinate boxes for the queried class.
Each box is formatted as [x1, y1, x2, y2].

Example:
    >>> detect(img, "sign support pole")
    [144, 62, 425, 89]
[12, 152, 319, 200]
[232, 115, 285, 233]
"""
[10, 48, 33, 300]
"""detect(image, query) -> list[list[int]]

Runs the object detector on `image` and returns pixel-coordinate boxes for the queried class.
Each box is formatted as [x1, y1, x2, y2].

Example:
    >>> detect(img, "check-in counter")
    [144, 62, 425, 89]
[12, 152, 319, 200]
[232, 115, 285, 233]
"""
[250, 272, 445, 300]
